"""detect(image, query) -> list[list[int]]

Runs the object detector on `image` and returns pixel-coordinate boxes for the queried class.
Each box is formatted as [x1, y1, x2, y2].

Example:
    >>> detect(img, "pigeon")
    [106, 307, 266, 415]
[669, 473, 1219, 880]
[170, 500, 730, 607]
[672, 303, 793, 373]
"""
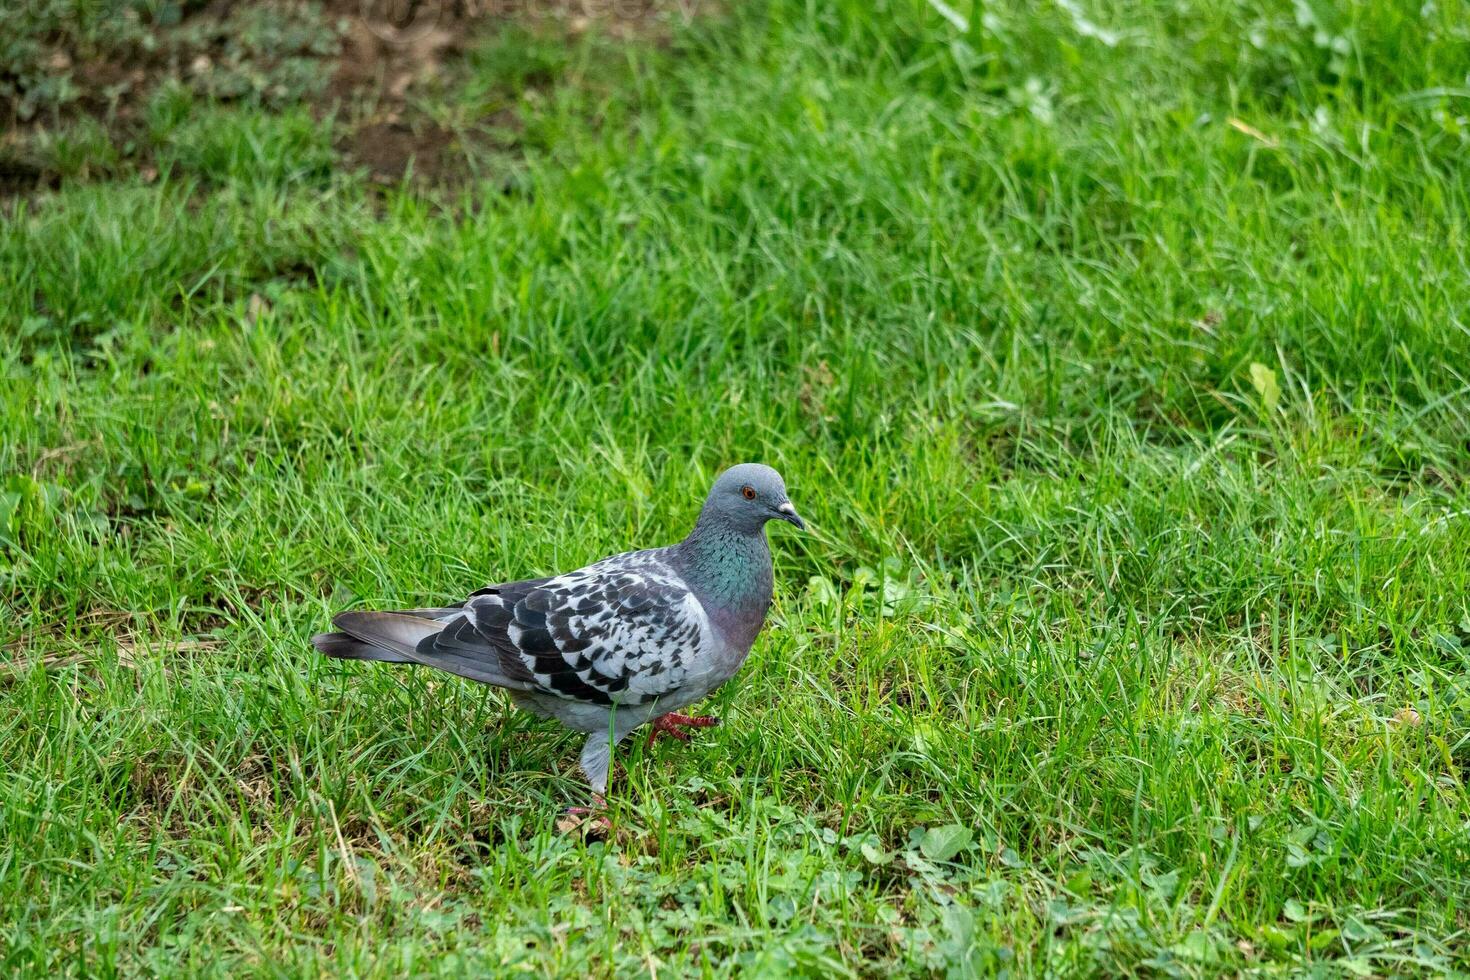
[312, 463, 805, 797]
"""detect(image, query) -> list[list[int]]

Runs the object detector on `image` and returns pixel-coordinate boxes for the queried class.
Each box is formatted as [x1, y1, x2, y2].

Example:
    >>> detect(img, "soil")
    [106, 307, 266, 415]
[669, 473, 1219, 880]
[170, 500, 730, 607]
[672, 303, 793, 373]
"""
[0, 0, 702, 196]
[0, 156, 54, 198]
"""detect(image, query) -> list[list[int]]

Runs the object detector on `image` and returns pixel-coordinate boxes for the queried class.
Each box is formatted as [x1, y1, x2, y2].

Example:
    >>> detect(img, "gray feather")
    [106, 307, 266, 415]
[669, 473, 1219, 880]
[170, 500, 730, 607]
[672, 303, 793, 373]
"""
[332, 611, 444, 658]
[332, 610, 532, 690]
[312, 631, 414, 663]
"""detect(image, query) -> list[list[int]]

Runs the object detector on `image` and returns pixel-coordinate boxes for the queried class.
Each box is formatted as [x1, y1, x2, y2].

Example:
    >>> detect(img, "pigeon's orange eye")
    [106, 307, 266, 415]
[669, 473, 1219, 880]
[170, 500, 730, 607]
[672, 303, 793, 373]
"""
[741, 485, 757, 500]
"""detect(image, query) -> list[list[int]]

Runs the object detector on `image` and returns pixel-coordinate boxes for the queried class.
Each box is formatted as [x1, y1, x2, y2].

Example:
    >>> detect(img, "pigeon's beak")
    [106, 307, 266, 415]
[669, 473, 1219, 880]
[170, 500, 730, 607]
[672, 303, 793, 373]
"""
[776, 500, 806, 531]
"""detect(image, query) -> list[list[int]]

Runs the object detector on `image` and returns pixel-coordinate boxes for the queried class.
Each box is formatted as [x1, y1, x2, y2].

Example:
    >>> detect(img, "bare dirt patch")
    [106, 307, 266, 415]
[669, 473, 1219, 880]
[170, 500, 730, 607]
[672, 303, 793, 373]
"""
[326, 0, 707, 184]
[1, 0, 706, 196]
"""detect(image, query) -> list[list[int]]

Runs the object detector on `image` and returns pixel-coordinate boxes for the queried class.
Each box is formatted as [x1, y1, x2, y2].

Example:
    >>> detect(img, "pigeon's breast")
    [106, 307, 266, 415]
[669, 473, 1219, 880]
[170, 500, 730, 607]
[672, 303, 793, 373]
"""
[702, 597, 768, 675]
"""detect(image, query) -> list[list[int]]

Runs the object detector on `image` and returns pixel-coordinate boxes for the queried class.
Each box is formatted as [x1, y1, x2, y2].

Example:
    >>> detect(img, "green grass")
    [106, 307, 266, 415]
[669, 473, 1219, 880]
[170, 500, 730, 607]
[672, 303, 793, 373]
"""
[5, 0, 1470, 973]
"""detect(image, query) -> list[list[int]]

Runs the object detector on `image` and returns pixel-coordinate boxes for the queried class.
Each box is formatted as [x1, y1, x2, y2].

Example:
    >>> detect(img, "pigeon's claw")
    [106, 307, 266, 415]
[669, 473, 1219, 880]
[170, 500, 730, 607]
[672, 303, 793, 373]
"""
[564, 792, 606, 816]
[647, 712, 720, 748]
[560, 793, 611, 835]
[649, 725, 690, 747]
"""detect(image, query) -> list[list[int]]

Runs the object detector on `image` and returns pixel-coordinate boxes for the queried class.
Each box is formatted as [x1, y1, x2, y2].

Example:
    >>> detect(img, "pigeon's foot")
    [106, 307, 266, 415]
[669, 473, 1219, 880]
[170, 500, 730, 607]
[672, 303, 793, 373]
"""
[564, 792, 605, 817]
[646, 712, 720, 748]
[559, 793, 610, 835]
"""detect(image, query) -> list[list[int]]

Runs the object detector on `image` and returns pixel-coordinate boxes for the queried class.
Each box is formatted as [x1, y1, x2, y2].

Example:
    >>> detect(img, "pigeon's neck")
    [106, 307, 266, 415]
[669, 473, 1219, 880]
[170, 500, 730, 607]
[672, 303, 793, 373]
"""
[674, 515, 773, 614]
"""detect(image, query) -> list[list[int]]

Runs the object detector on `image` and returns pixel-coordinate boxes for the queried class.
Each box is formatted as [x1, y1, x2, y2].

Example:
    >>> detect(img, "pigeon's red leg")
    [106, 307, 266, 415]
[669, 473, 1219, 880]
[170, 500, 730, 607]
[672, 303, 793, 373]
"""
[646, 712, 721, 748]
[561, 793, 611, 834]
[564, 792, 606, 817]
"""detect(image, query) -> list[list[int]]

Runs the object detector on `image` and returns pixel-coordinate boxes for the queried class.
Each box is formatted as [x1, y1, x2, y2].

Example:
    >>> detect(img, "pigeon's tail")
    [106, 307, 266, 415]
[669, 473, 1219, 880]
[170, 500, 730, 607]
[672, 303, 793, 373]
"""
[315, 609, 530, 691]
[312, 631, 416, 662]
[312, 606, 463, 664]
[313, 611, 444, 664]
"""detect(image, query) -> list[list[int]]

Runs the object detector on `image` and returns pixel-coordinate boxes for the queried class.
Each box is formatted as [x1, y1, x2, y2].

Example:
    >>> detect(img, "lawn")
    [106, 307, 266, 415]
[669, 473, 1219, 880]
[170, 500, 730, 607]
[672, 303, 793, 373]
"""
[3, 0, 1470, 974]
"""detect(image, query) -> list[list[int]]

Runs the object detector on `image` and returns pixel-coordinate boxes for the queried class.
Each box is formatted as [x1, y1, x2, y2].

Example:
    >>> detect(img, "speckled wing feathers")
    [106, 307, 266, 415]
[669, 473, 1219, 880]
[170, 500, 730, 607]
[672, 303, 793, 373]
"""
[415, 550, 712, 708]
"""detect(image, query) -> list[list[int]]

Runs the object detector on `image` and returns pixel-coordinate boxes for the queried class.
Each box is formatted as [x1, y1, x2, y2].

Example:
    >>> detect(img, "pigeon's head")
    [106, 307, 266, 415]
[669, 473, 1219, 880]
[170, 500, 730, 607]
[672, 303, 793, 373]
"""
[702, 463, 805, 533]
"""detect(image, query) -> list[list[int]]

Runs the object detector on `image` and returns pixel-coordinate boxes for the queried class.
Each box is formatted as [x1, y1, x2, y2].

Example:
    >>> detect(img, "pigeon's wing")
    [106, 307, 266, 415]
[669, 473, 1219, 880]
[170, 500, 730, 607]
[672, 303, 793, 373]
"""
[411, 550, 712, 707]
